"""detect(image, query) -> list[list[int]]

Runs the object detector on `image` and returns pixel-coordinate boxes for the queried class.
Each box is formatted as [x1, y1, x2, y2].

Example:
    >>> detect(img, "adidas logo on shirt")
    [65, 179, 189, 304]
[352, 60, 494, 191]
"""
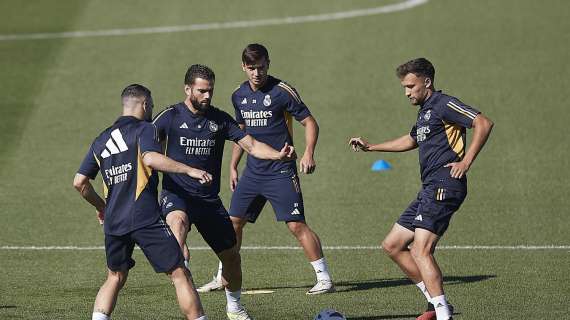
[101, 129, 128, 159]
[291, 208, 301, 215]
[414, 215, 423, 222]
[180, 122, 189, 129]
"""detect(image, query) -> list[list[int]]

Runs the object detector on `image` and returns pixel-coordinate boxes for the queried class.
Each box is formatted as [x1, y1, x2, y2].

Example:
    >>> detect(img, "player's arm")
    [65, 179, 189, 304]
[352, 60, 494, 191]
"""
[73, 173, 106, 224]
[299, 115, 319, 174]
[236, 135, 295, 162]
[142, 151, 213, 185]
[444, 113, 494, 178]
[229, 124, 246, 191]
[349, 134, 418, 152]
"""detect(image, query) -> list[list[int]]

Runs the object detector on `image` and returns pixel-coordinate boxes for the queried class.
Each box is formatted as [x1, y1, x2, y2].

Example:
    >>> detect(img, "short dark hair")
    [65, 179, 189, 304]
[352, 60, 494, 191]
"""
[184, 64, 215, 85]
[242, 43, 269, 65]
[396, 58, 435, 80]
[121, 84, 151, 100]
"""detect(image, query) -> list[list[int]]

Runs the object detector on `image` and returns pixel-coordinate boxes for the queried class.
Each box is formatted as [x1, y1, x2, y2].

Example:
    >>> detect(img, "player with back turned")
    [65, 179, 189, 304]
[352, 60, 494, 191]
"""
[73, 84, 211, 320]
[349, 58, 494, 320]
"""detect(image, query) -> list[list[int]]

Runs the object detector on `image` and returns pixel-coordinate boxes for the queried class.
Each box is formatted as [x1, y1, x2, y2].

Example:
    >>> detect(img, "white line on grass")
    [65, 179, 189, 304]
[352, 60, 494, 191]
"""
[1, 245, 569, 251]
[0, 0, 429, 41]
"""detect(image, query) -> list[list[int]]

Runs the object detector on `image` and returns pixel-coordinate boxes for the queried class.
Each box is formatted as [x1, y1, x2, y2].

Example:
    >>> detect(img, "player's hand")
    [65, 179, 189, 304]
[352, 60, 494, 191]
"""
[188, 168, 213, 185]
[349, 137, 370, 152]
[300, 153, 316, 174]
[229, 167, 239, 192]
[96, 209, 104, 225]
[444, 161, 470, 179]
[278, 143, 296, 161]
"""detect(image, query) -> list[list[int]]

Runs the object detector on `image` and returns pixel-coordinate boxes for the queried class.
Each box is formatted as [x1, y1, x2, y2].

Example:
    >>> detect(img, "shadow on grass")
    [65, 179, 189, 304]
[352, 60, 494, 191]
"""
[246, 274, 496, 293]
[347, 312, 462, 320]
[0, 305, 17, 309]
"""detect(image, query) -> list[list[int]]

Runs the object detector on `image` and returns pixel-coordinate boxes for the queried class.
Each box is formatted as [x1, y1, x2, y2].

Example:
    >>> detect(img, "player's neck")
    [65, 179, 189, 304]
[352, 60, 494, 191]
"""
[248, 78, 267, 92]
[184, 99, 204, 116]
[122, 106, 144, 120]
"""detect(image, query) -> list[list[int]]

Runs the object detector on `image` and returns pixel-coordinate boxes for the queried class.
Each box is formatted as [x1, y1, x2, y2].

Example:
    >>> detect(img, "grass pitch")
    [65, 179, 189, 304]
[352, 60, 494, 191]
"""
[1, 0, 569, 319]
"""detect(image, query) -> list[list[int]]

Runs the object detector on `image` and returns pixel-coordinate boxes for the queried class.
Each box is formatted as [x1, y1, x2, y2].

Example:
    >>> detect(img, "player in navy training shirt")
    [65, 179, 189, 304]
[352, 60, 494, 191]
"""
[73, 84, 211, 320]
[197, 44, 334, 295]
[153, 64, 294, 320]
[349, 58, 493, 320]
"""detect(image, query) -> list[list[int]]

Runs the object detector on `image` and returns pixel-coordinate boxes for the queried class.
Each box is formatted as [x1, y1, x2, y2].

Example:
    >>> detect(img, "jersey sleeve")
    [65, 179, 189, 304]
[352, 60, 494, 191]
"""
[152, 107, 172, 142]
[440, 98, 480, 128]
[222, 112, 247, 142]
[139, 123, 162, 154]
[279, 83, 312, 121]
[410, 124, 418, 140]
[77, 144, 100, 179]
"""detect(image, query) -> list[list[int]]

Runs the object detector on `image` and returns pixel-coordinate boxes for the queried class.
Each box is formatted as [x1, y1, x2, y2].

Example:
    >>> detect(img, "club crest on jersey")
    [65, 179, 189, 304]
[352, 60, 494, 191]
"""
[263, 94, 272, 107]
[208, 121, 218, 132]
[424, 110, 431, 121]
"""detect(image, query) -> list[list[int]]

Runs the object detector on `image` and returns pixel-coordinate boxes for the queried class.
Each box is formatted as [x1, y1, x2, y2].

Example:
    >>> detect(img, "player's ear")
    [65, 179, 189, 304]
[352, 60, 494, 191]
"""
[184, 84, 192, 96]
[241, 63, 247, 72]
[424, 77, 432, 88]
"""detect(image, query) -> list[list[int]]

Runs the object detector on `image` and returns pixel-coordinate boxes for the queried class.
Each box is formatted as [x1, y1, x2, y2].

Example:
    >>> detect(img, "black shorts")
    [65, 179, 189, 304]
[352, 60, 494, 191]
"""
[229, 174, 305, 223]
[105, 218, 183, 273]
[160, 189, 236, 254]
[397, 184, 467, 236]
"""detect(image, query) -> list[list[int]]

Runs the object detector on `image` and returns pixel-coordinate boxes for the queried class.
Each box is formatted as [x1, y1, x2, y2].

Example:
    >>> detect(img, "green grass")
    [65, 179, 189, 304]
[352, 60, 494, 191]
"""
[1, 0, 569, 319]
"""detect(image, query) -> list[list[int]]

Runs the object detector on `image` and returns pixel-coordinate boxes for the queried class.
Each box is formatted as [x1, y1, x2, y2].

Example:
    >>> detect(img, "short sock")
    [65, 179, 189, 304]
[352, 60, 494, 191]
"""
[431, 295, 451, 320]
[415, 281, 432, 302]
[216, 261, 223, 280]
[194, 316, 207, 320]
[310, 257, 331, 282]
[225, 288, 242, 312]
[92, 312, 110, 320]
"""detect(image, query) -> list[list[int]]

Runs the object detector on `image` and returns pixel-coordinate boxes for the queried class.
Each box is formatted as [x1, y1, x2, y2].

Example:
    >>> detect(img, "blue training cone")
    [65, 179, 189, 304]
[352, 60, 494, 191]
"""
[371, 159, 392, 172]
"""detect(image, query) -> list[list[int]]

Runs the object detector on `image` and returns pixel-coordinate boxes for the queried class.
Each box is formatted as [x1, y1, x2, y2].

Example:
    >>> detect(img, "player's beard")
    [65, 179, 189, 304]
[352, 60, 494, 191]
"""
[190, 95, 210, 113]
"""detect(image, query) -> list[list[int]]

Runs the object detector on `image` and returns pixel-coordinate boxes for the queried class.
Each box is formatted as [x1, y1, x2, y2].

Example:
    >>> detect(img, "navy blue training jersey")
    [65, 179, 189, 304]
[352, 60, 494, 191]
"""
[153, 103, 246, 198]
[232, 75, 311, 179]
[77, 116, 162, 236]
[410, 91, 480, 184]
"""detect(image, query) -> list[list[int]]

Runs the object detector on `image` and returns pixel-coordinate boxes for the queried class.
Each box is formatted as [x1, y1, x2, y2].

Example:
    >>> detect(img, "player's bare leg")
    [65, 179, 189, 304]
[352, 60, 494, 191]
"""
[231, 216, 248, 250]
[411, 228, 452, 320]
[287, 221, 323, 261]
[286, 221, 334, 294]
[381, 223, 422, 282]
[92, 269, 128, 320]
[382, 224, 443, 320]
[197, 217, 247, 293]
[168, 266, 206, 320]
[217, 244, 252, 319]
[166, 210, 191, 266]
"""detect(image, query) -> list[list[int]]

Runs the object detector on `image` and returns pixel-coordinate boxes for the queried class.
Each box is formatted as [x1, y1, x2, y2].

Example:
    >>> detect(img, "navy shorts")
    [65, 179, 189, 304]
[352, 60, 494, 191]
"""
[105, 218, 183, 273]
[229, 173, 305, 223]
[160, 190, 236, 254]
[397, 184, 467, 236]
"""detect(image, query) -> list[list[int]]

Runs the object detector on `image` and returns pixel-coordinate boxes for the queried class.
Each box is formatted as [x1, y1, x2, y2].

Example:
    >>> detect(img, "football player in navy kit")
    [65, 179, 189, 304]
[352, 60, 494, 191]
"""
[349, 58, 493, 320]
[197, 44, 334, 295]
[73, 84, 210, 320]
[153, 64, 294, 320]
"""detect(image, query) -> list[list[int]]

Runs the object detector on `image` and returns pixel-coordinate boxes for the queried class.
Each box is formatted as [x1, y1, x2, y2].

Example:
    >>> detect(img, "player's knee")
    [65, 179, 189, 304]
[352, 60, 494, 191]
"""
[107, 270, 128, 287]
[381, 239, 400, 257]
[219, 247, 241, 268]
[409, 243, 432, 260]
[287, 221, 309, 237]
[230, 216, 246, 231]
[167, 212, 189, 230]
